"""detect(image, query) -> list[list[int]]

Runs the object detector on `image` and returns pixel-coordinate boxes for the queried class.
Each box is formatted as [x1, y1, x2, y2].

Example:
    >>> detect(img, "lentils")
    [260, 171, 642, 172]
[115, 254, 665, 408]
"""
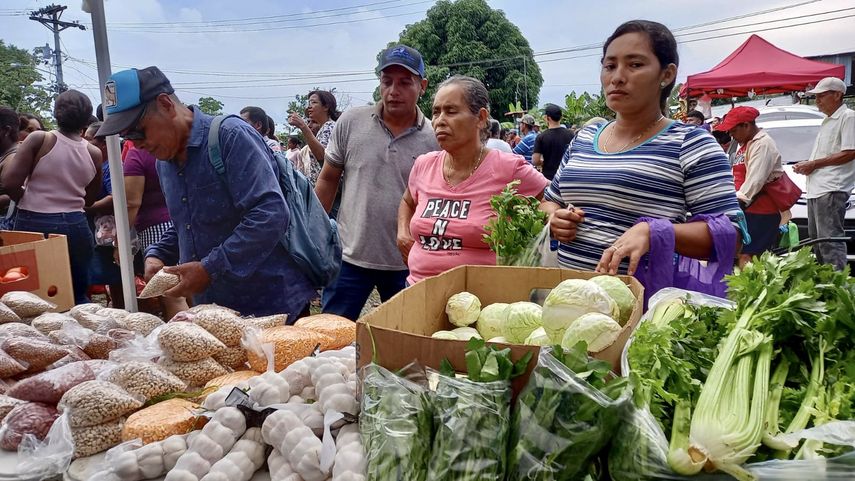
[158, 323, 225, 362]
[31, 312, 75, 335]
[105, 362, 187, 401]
[213, 346, 248, 370]
[2, 336, 68, 372]
[0, 292, 56, 318]
[122, 312, 164, 336]
[0, 303, 20, 324]
[59, 380, 143, 428]
[71, 417, 125, 458]
[193, 308, 245, 347]
[158, 357, 228, 388]
[139, 269, 180, 299]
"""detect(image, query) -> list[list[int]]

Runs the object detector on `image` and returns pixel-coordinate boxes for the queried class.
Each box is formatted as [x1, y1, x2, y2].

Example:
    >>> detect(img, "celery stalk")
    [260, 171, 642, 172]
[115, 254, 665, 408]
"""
[761, 356, 792, 451]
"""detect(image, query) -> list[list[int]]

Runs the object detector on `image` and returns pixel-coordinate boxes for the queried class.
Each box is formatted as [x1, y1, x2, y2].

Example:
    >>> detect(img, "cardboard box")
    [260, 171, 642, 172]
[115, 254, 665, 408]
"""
[0, 231, 74, 312]
[356, 265, 644, 393]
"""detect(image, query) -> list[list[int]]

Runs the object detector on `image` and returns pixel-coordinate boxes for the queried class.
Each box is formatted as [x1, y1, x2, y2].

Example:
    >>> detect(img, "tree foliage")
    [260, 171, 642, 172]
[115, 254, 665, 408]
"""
[0, 40, 54, 121]
[196, 96, 224, 115]
[561, 91, 612, 127]
[380, 0, 542, 119]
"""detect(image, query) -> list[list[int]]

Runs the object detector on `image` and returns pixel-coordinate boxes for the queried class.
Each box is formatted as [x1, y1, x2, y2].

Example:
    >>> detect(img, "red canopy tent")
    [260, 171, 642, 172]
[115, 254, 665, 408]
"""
[681, 34, 845, 99]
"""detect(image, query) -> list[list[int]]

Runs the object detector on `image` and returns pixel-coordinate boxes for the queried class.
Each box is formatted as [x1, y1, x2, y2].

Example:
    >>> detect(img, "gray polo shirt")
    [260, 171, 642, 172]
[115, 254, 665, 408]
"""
[325, 104, 439, 270]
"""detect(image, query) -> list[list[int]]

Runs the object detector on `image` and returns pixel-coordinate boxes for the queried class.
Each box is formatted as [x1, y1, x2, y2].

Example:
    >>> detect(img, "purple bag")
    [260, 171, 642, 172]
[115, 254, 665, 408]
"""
[633, 214, 737, 306]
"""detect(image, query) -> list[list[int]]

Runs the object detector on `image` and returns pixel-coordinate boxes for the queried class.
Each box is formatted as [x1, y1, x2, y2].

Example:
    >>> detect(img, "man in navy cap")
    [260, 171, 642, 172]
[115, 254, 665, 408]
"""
[97, 66, 316, 318]
[313, 45, 439, 320]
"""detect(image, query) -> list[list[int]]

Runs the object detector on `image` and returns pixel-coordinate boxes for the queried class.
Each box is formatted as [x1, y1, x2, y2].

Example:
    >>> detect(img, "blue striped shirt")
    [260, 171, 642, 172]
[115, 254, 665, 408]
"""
[513, 132, 537, 163]
[544, 121, 741, 273]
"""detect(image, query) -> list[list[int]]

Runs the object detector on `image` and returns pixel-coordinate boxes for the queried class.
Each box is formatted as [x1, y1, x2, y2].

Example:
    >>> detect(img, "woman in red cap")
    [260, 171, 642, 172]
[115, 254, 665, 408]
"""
[715, 106, 791, 266]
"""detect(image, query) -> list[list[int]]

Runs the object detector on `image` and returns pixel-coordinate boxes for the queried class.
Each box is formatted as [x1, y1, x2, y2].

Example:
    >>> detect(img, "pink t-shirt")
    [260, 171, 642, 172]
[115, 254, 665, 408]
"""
[407, 149, 549, 284]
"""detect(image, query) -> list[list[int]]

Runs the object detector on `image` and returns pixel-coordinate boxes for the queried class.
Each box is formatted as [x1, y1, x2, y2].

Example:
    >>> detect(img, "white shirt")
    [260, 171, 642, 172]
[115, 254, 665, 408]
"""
[486, 137, 513, 153]
[806, 104, 855, 198]
[738, 129, 783, 201]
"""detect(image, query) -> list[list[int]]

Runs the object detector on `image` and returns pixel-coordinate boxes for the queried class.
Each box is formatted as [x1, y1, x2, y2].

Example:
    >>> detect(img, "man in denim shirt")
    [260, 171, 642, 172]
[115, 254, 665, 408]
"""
[97, 66, 315, 318]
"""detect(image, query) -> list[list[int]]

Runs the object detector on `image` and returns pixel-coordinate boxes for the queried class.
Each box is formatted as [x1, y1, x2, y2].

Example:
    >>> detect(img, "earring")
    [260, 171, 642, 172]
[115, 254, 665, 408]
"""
[660, 82, 667, 88]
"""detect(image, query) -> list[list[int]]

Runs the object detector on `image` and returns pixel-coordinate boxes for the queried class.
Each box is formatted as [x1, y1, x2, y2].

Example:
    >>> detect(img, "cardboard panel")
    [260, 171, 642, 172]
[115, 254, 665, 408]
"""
[0, 231, 74, 311]
[356, 265, 645, 394]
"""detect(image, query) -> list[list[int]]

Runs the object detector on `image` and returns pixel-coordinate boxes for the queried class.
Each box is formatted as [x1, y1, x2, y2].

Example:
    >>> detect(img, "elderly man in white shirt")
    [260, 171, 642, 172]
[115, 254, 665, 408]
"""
[794, 77, 855, 270]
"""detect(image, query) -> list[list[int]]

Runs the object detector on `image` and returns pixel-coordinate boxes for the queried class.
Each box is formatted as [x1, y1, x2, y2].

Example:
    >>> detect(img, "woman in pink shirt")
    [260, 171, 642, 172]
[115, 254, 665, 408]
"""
[398, 76, 549, 284]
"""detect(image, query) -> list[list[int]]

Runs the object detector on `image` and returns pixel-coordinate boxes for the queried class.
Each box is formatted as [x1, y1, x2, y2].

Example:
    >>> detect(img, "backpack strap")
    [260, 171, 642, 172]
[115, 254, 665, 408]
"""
[207, 115, 228, 175]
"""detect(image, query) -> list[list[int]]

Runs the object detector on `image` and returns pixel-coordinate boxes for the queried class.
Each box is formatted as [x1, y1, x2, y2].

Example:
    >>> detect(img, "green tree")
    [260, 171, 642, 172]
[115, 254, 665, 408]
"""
[561, 91, 612, 127]
[380, 0, 543, 118]
[0, 40, 54, 121]
[196, 96, 224, 115]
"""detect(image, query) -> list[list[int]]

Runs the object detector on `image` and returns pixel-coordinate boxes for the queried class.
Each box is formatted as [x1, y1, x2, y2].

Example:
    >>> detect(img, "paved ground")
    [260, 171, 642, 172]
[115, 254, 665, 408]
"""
[309, 288, 381, 318]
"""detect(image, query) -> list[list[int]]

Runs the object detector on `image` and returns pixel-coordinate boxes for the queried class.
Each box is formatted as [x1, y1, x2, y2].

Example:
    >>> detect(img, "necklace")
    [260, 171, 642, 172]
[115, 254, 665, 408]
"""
[602, 115, 665, 153]
[443, 145, 486, 186]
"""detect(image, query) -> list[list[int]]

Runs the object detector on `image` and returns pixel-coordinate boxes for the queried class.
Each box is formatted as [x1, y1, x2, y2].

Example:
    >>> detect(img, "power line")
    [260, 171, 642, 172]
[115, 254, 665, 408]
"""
[95, 9, 428, 34]
[94, 0, 423, 26]
[93, 0, 434, 30]
[58, 1, 850, 98]
[535, 5, 854, 57]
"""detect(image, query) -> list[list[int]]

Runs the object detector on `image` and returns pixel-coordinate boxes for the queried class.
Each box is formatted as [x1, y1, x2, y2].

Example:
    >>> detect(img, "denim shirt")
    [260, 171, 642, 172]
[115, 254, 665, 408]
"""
[146, 109, 315, 317]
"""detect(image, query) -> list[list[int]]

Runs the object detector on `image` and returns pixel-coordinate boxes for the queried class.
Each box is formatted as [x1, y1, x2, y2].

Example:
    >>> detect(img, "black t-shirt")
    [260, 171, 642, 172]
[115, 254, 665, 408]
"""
[534, 127, 575, 180]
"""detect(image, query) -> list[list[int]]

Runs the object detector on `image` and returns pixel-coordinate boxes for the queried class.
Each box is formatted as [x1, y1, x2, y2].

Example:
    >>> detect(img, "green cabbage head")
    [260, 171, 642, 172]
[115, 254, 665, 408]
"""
[432, 330, 459, 340]
[502, 302, 543, 343]
[451, 326, 482, 340]
[446, 291, 481, 327]
[560, 312, 622, 352]
[475, 302, 509, 340]
[524, 327, 551, 346]
[542, 279, 619, 342]
[590, 275, 636, 325]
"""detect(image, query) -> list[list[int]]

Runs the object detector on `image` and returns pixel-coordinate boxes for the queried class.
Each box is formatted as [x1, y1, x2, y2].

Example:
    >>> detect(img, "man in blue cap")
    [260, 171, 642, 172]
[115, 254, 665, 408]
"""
[313, 45, 439, 320]
[97, 66, 316, 318]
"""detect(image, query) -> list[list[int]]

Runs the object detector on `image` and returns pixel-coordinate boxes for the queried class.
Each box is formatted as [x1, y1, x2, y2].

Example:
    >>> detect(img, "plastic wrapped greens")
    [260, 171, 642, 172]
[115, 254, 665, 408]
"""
[360, 363, 433, 481]
[427, 373, 511, 481]
[508, 344, 630, 481]
[427, 338, 530, 481]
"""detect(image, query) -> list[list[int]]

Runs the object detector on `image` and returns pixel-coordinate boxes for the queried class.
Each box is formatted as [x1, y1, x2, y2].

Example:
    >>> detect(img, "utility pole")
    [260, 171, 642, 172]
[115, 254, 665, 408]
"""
[29, 4, 85, 94]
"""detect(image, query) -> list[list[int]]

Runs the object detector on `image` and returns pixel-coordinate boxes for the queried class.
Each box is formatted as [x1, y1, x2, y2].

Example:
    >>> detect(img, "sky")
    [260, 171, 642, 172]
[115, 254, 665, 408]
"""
[2, 0, 854, 132]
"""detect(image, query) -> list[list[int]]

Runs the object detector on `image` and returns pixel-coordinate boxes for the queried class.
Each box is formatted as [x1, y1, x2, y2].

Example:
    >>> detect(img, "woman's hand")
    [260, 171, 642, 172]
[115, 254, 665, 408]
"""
[549, 208, 585, 243]
[596, 222, 650, 276]
[288, 113, 308, 131]
[397, 230, 415, 265]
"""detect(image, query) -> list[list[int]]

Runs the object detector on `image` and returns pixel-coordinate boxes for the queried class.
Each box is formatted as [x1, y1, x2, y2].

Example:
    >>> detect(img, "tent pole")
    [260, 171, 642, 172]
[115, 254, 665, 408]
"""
[87, 0, 138, 312]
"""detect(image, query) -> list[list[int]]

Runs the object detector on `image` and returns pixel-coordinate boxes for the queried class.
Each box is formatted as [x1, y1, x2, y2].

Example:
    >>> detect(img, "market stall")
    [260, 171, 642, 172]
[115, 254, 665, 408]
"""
[681, 34, 846, 99]
[0, 249, 852, 480]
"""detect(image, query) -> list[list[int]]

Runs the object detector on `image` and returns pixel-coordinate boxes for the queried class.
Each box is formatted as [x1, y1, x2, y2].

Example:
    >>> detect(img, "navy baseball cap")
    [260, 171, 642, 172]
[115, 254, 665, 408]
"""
[96, 66, 175, 137]
[376, 45, 425, 78]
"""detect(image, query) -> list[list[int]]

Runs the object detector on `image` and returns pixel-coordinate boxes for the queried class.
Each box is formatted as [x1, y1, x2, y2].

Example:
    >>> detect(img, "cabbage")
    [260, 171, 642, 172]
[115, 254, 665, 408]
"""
[475, 303, 509, 340]
[590, 275, 636, 326]
[542, 279, 619, 343]
[451, 326, 482, 340]
[432, 330, 459, 340]
[487, 336, 508, 344]
[502, 302, 543, 344]
[446, 292, 481, 327]
[560, 312, 622, 352]
[524, 327, 550, 346]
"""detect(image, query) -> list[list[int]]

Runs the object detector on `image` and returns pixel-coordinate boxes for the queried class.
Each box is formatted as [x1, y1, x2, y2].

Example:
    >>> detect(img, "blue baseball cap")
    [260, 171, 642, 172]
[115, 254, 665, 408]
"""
[376, 45, 425, 78]
[95, 66, 174, 137]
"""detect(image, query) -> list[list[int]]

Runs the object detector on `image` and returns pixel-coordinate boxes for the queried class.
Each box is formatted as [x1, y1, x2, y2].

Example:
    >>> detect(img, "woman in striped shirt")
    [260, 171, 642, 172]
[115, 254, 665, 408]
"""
[541, 20, 742, 276]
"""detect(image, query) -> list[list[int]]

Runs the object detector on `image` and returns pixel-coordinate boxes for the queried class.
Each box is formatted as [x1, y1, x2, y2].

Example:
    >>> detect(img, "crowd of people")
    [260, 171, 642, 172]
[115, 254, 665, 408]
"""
[0, 18, 851, 320]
